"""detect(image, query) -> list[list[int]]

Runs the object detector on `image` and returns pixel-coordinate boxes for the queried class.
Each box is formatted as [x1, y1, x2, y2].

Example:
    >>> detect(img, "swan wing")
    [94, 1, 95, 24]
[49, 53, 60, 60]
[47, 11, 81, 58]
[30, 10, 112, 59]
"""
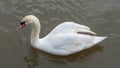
[46, 22, 94, 37]
[43, 34, 107, 55]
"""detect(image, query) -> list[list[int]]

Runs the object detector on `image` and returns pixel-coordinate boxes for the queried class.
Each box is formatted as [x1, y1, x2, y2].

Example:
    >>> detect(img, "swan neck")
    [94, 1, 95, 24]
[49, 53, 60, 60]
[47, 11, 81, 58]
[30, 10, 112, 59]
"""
[31, 20, 40, 43]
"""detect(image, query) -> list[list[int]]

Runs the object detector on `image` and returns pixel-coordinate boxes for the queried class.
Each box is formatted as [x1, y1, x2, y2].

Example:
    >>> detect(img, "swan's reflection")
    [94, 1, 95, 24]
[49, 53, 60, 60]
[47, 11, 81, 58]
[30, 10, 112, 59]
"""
[24, 44, 103, 68]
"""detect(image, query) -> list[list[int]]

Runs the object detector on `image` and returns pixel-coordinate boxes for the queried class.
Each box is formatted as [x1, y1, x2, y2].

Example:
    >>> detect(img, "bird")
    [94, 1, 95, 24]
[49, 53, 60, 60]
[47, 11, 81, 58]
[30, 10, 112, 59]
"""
[19, 15, 107, 56]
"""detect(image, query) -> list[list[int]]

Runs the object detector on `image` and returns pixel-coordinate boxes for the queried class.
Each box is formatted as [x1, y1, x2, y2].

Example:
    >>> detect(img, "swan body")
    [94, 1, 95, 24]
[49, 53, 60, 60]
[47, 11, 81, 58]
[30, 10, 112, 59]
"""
[20, 15, 107, 56]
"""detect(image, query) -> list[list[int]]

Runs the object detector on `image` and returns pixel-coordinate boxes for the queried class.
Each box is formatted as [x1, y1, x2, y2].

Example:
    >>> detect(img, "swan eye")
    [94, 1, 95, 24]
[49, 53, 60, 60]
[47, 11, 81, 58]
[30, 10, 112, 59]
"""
[20, 21, 26, 25]
[20, 21, 26, 29]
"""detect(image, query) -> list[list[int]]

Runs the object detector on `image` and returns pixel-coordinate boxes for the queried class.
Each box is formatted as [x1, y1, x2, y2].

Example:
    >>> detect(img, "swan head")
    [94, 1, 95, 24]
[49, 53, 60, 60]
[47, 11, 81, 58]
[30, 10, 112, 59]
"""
[20, 15, 39, 29]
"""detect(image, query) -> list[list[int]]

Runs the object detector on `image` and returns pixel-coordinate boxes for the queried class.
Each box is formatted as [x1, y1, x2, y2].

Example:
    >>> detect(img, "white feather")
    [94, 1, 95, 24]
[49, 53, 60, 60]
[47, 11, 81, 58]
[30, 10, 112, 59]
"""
[21, 15, 107, 56]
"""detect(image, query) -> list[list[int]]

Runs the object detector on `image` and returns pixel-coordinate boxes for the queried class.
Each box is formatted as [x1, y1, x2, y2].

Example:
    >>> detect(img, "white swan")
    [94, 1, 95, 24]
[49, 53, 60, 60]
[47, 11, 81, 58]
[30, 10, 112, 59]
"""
[20, 15, 107, 56]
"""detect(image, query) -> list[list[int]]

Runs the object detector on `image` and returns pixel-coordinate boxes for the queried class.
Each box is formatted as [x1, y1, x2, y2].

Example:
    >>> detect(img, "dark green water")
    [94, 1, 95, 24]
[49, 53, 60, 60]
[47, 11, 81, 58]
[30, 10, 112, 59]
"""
[0, 0, 120, 68]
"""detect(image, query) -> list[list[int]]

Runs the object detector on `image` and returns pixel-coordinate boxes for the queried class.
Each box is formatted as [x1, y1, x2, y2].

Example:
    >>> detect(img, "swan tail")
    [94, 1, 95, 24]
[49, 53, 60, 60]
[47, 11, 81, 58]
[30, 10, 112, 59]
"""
[93, 36, 107, 45]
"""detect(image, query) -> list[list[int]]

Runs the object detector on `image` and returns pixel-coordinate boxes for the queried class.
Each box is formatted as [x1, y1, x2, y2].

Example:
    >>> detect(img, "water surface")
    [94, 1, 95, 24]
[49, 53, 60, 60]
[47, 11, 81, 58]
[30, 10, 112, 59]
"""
[0, 0, 120, 68]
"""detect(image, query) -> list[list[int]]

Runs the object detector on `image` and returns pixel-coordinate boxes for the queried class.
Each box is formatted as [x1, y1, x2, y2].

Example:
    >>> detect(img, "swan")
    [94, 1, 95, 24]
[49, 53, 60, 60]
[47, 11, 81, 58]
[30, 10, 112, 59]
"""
[19, 15, 107, 56]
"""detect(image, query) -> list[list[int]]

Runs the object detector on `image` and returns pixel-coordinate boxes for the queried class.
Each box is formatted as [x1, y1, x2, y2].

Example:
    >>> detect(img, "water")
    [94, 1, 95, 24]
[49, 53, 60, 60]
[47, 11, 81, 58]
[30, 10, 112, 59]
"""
[0, 0, 120, 68]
